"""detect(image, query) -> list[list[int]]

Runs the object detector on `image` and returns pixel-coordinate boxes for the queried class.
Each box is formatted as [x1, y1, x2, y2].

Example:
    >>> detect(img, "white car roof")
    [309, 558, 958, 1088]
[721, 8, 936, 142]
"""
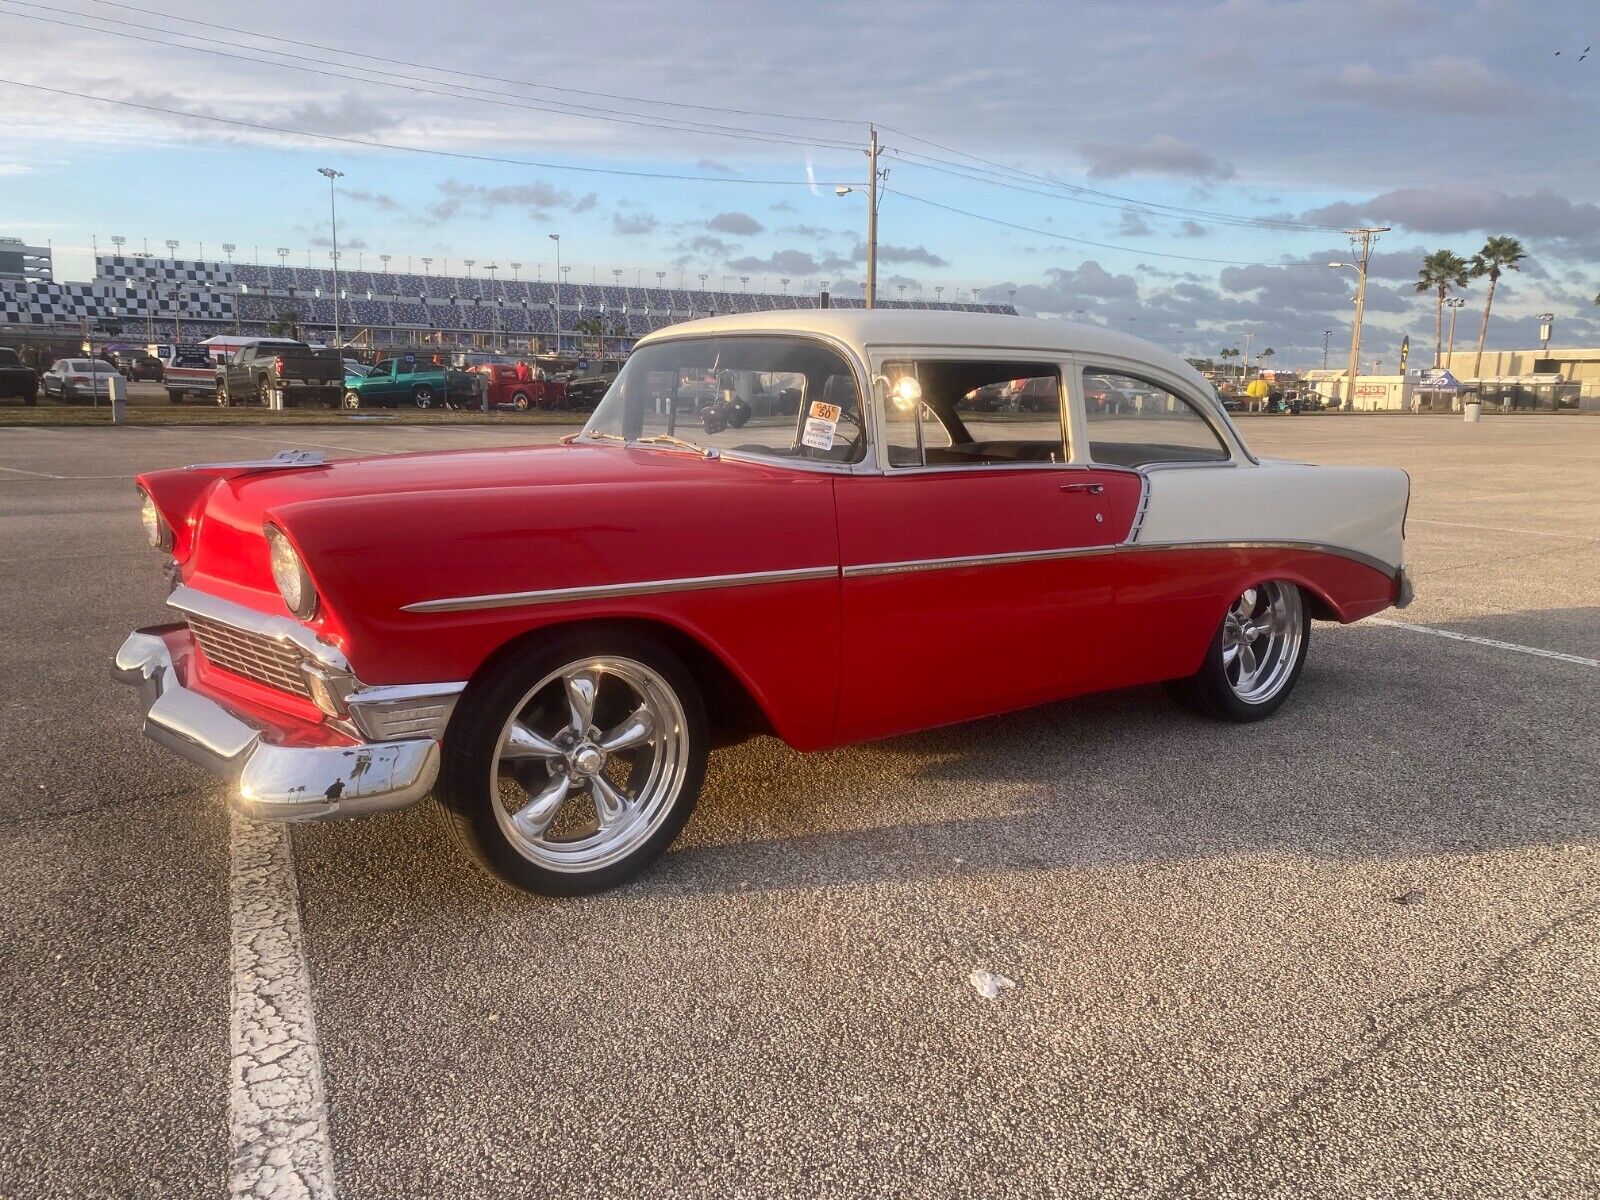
[634, 309, 1209, 395]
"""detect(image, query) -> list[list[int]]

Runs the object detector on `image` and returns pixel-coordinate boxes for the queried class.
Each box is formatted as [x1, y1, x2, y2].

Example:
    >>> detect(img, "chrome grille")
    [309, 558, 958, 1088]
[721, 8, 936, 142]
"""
[187, 614, 313, 699]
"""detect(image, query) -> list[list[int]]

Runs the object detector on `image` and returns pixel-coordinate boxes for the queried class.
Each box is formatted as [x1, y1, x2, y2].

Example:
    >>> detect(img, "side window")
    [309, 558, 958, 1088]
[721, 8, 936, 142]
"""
[882, 360, 1065, 468]
[1081, 370, 1229, 467]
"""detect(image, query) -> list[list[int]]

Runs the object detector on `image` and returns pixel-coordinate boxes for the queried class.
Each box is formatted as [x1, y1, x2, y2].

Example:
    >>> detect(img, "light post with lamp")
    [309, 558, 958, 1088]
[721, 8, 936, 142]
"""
[1444, 297, 1466, 363]
[1328, 225, 1389, 410]
[833, 124, 884, 307]
[317, 167, 345, 349]
[548, 234, 562, 350]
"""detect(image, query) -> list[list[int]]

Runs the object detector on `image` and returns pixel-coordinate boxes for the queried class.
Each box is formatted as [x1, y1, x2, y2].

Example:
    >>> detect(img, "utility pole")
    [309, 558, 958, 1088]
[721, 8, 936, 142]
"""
[1322, 329, 1331, 371]
[1341, 225, 1389, 411]
[318, 167, 344, 350]
[866, 124, 880, 309]
[1241, 331, 1254, 386]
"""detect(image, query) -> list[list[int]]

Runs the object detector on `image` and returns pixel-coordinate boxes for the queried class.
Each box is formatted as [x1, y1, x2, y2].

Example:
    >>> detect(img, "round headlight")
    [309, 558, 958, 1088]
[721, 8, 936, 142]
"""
[139, 490, 172, 551]
[266, 526, 317, 619]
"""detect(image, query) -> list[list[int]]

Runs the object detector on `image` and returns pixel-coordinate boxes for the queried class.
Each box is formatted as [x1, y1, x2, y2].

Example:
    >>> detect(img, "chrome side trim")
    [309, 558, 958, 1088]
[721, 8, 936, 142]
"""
[843, 543, 1117, 578]
[844, 538, 1400, 581]
[402, 565, 839, 614]
[168, 585, 351, 672]
[1123, 474, 1151, 545]
[1129, 539, 1400, 578]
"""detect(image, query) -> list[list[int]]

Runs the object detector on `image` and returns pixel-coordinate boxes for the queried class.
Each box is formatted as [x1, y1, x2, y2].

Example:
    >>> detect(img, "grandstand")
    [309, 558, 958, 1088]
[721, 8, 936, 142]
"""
[0, 254, 1016, 353]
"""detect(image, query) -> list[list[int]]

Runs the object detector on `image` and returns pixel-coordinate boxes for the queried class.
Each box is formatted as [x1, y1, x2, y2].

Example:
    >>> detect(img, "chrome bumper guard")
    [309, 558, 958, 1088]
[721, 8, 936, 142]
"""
[114, 627, 453, 822]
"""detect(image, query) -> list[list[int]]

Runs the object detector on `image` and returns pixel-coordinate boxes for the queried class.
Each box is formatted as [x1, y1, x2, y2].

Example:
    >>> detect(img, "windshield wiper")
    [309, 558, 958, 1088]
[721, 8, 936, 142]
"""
[561, 430, 627, 444]
[631, 434, 720, 459]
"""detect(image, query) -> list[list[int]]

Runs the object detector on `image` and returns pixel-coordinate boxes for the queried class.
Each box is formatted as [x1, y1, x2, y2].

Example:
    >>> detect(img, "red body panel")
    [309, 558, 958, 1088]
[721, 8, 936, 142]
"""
[135, 444, 1400, 753]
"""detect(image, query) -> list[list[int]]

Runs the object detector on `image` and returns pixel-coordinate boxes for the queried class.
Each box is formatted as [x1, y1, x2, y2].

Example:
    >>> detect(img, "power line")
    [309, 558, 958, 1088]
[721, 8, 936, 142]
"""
[879, 125, 1339, 234]
[79, 0, 865, 128]
[0, 3, 862, 153]
[0, 77, 853, 186]
[884, 150, 1336, 234]
[883, 188, 1321, 267]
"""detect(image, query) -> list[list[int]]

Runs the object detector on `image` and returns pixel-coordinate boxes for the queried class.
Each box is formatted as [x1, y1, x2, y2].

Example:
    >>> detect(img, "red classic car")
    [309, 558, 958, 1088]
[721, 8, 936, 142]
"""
[117, 311, 1412, 895]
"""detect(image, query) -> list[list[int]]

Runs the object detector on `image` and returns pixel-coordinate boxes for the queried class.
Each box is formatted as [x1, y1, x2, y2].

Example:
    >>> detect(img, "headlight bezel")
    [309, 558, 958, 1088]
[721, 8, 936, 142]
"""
[265, 524, 318, 620]
[139, 489, 173, 552]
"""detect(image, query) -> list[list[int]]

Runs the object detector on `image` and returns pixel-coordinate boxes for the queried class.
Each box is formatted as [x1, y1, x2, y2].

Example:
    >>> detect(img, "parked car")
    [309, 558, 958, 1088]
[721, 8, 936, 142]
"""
[562, 360, 623, 409]
[341, 355, 478, 409]
[0, 345, 39, 404]
[217, 340, 345, 408]
[107, 349, 165, 381]
[467, 363, 566, 410]
[116, 311, 1412, 896]
[42, 358, 120, 403]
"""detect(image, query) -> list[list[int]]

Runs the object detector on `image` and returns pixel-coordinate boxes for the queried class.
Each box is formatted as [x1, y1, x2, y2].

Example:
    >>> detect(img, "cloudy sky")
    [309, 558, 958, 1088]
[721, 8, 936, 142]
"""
[3, 0, 1597, 365]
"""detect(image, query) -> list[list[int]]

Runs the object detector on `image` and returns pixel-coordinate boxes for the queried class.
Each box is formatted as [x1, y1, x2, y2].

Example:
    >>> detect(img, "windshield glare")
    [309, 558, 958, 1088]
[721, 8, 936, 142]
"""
[582, 335, 866, 464]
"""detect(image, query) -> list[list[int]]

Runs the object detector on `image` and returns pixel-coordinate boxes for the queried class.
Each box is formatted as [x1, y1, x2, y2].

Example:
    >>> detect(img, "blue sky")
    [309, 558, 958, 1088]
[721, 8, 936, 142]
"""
[3, 0, 1598, 365]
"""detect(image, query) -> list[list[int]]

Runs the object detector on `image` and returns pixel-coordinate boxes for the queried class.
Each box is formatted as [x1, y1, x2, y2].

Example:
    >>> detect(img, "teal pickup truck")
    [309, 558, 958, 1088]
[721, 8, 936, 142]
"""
[341, 355, 477, 409]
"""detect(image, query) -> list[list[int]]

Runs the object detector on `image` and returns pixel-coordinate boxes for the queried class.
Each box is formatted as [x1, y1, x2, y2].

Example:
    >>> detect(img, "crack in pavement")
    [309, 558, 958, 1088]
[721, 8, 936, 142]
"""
[1152, 899, 1600, 1199]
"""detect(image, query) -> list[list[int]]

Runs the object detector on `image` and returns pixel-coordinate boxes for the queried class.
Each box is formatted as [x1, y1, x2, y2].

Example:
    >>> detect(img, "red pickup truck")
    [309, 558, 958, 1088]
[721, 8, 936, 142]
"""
[469, 363, 567, 410]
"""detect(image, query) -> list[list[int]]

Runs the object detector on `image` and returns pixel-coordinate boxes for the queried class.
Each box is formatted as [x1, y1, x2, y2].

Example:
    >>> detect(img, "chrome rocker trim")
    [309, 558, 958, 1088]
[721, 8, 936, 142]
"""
[114, 628, 448, 822]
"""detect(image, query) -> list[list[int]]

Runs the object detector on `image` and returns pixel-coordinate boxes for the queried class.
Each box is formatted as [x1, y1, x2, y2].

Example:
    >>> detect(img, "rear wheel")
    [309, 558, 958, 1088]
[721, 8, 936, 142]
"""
[1166, 580, 1309, 722]
[215, 379, 231, 407]
[413, 384, 436, 408]
[166, 390, 184, 404]
[510, 390, 530, 411]
[437, 628, 707, 895]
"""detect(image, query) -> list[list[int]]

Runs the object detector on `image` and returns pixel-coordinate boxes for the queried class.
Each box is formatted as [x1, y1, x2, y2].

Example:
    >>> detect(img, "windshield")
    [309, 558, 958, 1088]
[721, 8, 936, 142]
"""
[581, 335, 865, 464]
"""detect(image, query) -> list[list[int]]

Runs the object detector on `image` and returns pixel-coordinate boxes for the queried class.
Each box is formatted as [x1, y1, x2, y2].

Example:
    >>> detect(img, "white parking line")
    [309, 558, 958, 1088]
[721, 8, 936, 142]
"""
[1368, 618, 1600, 669]
[229, 817, 338, 1200]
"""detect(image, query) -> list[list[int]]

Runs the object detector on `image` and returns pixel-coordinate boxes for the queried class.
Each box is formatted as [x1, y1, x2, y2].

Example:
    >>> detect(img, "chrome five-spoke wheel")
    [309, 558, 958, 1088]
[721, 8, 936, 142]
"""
[1167, 579, 1310, 722]
[1221, 582, 1304, 704]
[438, 629, 708, 895]
[491, 658, 689, 874]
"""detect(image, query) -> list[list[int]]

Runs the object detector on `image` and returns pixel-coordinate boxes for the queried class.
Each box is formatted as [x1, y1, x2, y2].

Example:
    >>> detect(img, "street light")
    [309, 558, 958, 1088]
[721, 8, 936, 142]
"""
[548, 234, 562, 350]
[317, 167, 345, 349]
[1537, 311, 1556, 353]
[1328, 225, 1388, 410]
[1444, 297, 1466, 364]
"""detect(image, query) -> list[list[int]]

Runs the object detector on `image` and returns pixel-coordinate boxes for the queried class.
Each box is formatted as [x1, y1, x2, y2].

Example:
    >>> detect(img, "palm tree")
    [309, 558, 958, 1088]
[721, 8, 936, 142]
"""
[1414, 250, 1471, 368]
[1220, 347, 1239, 380]
[1469, 236, 1527, 376]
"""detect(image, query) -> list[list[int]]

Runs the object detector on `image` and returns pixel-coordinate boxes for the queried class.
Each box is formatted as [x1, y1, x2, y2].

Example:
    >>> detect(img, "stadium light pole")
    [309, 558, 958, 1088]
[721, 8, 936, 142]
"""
[222, 243, 239, 334]
[317, 167, 345, 349]
[548, 234, 561, 349]
[740, 276, 749, 292]
[277, 247, 289, 269]
[780, 278, 789, 296]
[1444, 297, 1465, 364]
[380, 253, 391, 275]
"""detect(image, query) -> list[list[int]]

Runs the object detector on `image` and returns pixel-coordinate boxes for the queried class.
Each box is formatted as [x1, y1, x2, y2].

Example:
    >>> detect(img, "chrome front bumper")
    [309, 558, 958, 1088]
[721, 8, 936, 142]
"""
[114, 627, 445, 822]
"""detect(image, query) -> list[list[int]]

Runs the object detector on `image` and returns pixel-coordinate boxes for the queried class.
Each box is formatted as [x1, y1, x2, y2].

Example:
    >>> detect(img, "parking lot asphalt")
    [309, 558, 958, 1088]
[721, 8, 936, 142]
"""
[2, 415, 1596, 1198]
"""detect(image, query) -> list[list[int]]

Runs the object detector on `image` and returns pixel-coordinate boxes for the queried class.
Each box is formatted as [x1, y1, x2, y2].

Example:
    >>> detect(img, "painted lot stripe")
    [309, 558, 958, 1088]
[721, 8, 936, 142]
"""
[1369, 617, 1600, 669]
[229, 816, 337, 1199]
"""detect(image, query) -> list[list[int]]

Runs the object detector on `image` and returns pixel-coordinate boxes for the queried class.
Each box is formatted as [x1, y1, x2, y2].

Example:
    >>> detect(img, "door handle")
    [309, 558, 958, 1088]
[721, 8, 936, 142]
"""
[1059, 482, 1104, 494]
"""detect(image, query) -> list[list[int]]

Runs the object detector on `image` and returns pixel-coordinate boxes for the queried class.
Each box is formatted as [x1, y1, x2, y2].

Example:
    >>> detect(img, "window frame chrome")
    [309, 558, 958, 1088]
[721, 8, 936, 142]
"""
[1069, 355, 1248, 470]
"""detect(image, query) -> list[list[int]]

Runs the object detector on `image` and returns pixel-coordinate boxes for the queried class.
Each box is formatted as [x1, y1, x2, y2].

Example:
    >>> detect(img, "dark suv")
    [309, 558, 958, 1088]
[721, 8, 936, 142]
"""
[107, 349, 165, 381]
[0, 346, 40, 404]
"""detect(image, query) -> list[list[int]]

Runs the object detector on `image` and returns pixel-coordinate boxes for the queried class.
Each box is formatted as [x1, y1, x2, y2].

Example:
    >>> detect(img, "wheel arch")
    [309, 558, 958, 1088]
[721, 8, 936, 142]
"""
[460, 615, 776, 749]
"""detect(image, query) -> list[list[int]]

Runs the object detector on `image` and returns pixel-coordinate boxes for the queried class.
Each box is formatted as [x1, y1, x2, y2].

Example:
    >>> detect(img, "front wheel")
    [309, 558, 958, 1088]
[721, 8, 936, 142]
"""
[342, 390, 361, 410]
[437, 628, 708, 895]
[1165, 580, 1309, 722]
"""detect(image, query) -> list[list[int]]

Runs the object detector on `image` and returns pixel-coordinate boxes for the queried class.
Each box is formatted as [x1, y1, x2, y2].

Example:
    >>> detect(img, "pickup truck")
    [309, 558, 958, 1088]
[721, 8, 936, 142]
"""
[0, 346, 39, 404]
[218, 341, 345, 408]
[340, 355, 478, 409]
[163, 344, 221, 403]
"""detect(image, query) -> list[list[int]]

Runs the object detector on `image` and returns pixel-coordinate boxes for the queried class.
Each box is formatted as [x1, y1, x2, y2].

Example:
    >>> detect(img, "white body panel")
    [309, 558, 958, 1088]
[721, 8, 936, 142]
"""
[1136, 462, 1409, 573]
